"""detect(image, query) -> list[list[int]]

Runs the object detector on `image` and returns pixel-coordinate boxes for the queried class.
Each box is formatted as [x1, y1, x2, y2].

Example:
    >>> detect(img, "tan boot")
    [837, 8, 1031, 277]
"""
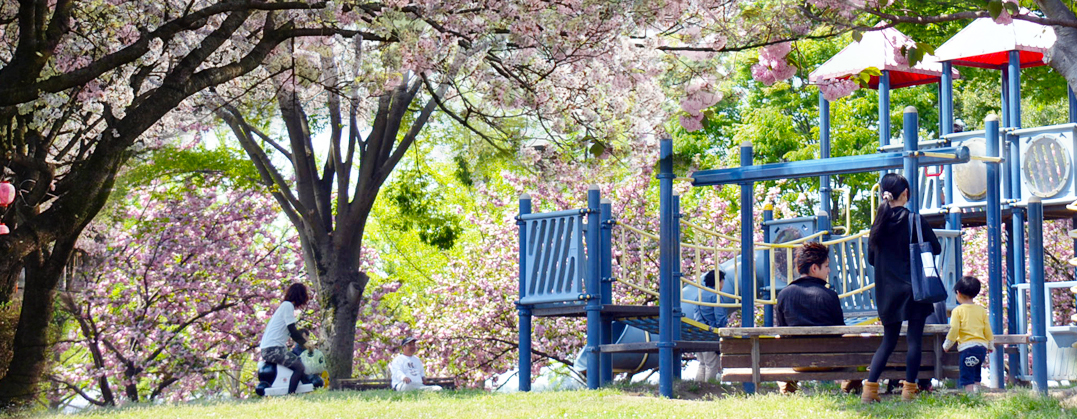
[901, 380, 919, 402]
[861, 381, 881, 403]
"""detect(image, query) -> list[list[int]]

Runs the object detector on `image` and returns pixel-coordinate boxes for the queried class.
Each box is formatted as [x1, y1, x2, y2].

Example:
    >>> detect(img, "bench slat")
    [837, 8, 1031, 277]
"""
[722, 367, 959, 382]
[722, 336, 897, 354]
[719, 324, 952, 337]
[721, 352, 959, 369]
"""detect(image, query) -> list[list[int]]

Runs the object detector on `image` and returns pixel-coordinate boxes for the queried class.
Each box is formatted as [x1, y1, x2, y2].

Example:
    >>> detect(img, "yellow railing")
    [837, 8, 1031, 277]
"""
[613, 217, 875, 309]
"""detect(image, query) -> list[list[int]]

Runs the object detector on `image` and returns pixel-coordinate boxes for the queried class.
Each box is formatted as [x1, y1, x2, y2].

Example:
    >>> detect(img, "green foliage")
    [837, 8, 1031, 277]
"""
[116, 144, 263, 197]
[382, 151, 463, 251]
[0, 302, 17, 380]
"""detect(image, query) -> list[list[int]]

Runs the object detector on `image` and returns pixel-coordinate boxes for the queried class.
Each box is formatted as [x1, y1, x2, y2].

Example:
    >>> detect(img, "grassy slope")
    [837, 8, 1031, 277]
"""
[21, 387, 1077, 419]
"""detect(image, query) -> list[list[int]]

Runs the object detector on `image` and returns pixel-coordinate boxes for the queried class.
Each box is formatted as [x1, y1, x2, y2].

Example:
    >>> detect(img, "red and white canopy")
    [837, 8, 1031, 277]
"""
[809, 26, 956, 90]
[934, 17, 1055, 69]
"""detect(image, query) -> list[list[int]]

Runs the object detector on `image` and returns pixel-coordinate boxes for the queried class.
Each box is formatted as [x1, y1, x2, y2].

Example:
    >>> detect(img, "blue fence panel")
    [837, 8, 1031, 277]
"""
[520, 213, 586, 305]
[832, 235, 877, 316]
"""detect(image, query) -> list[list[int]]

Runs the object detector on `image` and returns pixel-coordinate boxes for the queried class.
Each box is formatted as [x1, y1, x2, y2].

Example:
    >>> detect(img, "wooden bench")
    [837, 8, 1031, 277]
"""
[718, 325, 1028, 387]
[338, 377, 457, 391]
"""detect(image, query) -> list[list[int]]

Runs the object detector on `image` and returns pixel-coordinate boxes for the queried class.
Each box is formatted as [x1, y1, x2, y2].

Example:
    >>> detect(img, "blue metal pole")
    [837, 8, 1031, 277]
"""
[820, 93, 832, 217]
[939, 61, 956, 230]
[1001, 68, 1010, 130]
[1003, 134, 1020, 385]
[518, 194, 533, 392]
[903, 107, 919, 213]
[815, 210, 831, 286]
[1009, 50, 1022, 129]
[586, 186, 601, 390]
[672, 192, 683, 381]
[740, 141, 756, 394]
[941, 62, 953, 139]
[1027, 197, 1049, 394]
[880, 71, 891, 149]
[691, 147, 970, 186]
[658, 139, 675, 398]
[985, 114, 1005, 388]
[762, 204, 774, 327]
[599, 198, 614, 386]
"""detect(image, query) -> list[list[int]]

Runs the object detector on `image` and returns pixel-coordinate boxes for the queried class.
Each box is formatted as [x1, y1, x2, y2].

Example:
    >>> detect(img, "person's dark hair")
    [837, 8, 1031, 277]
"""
[869, 173, 911, 251]
[701, 270, 715, 288]
[955, 275, 981, 298]
[283, 283, 310, 307]
[795, 242, 830, 275]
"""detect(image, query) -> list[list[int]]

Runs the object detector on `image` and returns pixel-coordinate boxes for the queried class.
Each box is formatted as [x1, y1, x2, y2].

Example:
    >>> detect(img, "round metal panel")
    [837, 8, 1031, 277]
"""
[1023, 134, 1072, 198]
[953, 138, 988, 201]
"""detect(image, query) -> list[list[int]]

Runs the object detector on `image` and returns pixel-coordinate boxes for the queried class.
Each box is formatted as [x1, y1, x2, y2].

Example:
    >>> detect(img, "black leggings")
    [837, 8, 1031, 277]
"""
[867, 317, 925, 383]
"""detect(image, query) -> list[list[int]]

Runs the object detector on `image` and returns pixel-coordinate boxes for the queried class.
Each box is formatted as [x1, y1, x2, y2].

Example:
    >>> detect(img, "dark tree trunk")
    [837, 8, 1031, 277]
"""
[0, 237, 74, 403]
[1038, 1, 1077, 89]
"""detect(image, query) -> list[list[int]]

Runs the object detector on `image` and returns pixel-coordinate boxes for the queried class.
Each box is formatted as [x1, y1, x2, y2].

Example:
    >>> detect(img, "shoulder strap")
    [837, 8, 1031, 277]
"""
[908, 209, 925, 245]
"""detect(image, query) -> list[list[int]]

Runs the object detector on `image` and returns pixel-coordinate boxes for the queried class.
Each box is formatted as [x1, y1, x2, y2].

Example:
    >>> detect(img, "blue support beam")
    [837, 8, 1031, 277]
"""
[740, 142, 757, 394]
[985, 115, 1005, 389]
[1001, 67, 1010, 130]
[1003, 136, 1020, 381]
[1028, 197, 1049, 394]
[1009, 50, 1022, 128]
[672, 193, 683, 381]
[692, 147, 969, 187]
[599, 198, 614, 386]
[820, 93, 832, 217]
[658, 139, 675, 398]
[941, 62, 953, 139]
[903, 107, 920, 213]
[586, 186, 601, 390]
[518, 194, 533, 392]
[1005, 52, 1023, 388]
[762, 204, 774, 327]
[880, 70, 891, 148]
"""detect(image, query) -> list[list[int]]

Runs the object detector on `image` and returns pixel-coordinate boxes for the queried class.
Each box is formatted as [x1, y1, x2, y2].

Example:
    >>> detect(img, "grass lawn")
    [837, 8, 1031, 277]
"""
[17, 382, 1077, 419]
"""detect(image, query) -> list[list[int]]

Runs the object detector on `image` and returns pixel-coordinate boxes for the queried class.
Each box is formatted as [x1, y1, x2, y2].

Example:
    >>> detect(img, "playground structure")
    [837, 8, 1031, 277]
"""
[516, 17, 1077, 398]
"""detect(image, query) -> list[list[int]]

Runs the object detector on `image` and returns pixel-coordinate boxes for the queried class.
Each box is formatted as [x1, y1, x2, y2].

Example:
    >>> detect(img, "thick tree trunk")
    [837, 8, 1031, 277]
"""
[322, 267, 367, 388]
[1039, 0, 1077, 89]
[0, 266, 22, 305]
[0, 237, 73, 405]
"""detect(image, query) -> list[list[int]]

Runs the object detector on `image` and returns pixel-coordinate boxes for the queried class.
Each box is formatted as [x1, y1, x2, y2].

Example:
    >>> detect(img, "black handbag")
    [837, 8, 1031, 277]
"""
[909, 213, 947, 303]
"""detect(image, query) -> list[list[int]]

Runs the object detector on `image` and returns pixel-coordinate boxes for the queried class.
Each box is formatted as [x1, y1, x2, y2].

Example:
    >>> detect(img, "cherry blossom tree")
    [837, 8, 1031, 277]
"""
[47, 178, 302, 405]
[0, 0, 390, 403]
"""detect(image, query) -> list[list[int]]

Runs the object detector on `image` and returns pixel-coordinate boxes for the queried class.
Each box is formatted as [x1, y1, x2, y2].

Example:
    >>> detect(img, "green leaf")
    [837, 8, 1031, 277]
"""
[908, 47, 925, 67]
[1004, 1, 1019, 15]
[987, 0, 1003, 19]
[916, 42, 936, 56]
[861, 67, 882, 77]
[852, 30, 863, 43]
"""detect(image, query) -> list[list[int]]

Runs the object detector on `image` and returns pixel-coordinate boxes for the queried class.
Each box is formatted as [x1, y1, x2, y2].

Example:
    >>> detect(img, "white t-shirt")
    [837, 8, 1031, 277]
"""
[390, 354, 425, 390]
[259, 301, 297, 349]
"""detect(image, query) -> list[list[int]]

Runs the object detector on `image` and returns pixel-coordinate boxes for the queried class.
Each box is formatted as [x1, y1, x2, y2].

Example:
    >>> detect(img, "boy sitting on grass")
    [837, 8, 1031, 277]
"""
[943, 275, 994, 393]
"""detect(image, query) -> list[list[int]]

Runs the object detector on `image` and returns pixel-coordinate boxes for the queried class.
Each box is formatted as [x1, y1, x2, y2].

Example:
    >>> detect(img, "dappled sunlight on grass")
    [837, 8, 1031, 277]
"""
[17, 386, 1077, 419]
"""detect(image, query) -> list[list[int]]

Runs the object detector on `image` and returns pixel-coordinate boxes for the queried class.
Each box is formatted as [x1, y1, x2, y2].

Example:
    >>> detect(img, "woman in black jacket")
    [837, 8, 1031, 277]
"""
[861, 173, 941, 403]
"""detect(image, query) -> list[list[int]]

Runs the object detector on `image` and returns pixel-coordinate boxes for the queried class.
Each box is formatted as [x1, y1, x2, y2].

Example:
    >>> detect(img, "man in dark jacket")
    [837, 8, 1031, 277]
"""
[775, 241, 847, 394]
[776, 242, 844, 327]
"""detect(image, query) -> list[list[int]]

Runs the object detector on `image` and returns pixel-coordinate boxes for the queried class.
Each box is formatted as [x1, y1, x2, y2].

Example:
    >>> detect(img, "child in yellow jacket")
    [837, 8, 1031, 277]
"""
[943, 276, 994, 393]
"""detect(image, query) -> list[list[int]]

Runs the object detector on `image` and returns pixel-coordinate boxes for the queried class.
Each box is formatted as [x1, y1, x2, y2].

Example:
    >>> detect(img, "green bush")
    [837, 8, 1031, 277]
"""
[0, 302, 19, 379]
